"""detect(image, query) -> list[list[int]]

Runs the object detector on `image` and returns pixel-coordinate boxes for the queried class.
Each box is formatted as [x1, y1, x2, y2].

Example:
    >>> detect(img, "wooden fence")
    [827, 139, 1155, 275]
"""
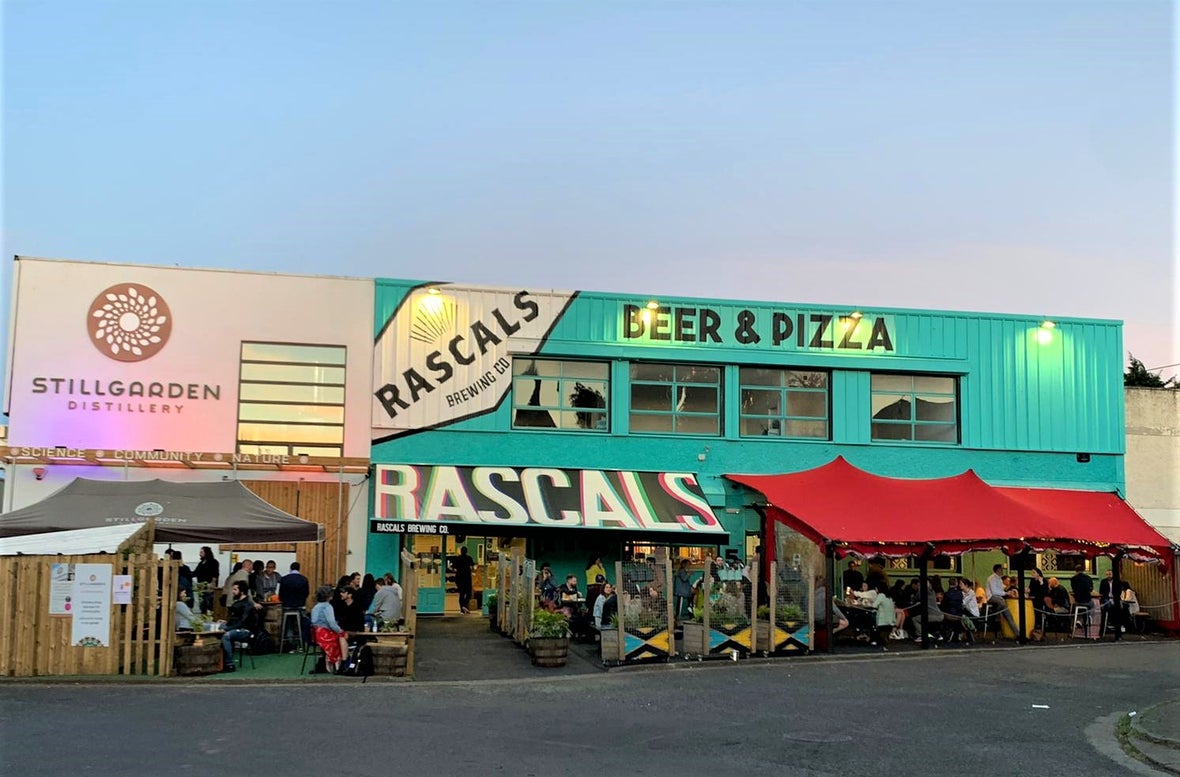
[0, 549, 179, 678]
[398, 550, 419, 677]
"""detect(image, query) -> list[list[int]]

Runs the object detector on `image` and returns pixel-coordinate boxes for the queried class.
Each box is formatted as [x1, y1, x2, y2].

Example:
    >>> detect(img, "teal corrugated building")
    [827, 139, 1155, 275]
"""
[367, 279, 1125, 614]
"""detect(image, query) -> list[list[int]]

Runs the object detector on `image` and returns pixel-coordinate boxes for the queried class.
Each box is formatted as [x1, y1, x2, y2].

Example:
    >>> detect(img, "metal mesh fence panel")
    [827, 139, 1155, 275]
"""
[616, 559, 673, 664]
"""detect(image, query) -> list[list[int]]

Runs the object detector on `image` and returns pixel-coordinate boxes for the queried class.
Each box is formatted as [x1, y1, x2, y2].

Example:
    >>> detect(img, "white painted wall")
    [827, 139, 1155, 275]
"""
[1125, 387, 1180, 543]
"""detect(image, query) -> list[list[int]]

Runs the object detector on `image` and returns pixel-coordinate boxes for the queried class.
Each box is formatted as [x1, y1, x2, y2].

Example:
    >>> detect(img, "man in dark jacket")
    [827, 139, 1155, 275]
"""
[221, 581, 261, 672]
[279, 562, 310, 611]
[1070, 564, 1094, 607]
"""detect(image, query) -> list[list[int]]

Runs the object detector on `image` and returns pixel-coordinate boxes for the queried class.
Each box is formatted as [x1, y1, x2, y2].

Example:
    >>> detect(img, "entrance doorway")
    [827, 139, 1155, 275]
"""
[406, 535, 501, 615]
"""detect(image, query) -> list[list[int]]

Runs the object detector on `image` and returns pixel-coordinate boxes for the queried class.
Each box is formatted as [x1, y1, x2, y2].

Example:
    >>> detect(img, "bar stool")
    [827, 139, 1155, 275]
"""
[1070, 604, 1092, 639]
[279, 609, 304, 653]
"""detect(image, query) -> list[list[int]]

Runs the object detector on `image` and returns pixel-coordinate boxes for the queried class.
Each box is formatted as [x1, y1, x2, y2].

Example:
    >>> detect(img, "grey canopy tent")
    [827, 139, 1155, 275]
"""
[0, 478, 322, 544]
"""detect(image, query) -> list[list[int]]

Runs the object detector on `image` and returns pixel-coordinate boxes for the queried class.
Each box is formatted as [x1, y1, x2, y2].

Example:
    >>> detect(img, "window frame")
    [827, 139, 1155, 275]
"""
[737, 366, 831, 440]
[869, 372, 960, 444]
[510, 357, 611, 433]
[236, 341, 347, 457]
[628, 361, 723, 437]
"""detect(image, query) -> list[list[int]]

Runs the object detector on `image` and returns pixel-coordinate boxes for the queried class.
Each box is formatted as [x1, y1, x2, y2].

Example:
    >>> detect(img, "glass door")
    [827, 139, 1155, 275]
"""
[408, 536, 445, 614]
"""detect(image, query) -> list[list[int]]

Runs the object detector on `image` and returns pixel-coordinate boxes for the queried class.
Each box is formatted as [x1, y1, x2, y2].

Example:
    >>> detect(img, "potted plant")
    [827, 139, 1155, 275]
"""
[486, 592, 500, 633]
[528, 609, 570, 667]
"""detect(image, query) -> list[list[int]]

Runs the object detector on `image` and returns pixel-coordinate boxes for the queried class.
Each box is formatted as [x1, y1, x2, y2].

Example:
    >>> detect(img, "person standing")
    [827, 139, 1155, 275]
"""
[451, 546, 476, 614]
[842, 560, 864, 595]
[193, 546, 220, 613]
[254, 560, 282, 600]
[223, 560, 252, 607]
[673, 560, 694, 621]
[984, 563, 1019, 638]
[172, 550, 194, 606]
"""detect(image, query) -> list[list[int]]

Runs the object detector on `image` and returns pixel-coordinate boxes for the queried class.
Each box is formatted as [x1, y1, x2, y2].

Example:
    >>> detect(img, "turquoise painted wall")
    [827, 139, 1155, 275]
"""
[368, 280, 1127, 565]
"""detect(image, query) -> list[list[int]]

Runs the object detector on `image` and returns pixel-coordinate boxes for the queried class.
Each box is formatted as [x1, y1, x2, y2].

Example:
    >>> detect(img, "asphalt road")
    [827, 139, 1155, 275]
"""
[2, 642, 1177, 776]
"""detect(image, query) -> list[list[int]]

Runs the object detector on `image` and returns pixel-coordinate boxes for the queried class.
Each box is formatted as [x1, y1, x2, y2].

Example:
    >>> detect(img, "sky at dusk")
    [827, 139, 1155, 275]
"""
[2, 1, 1176, 390]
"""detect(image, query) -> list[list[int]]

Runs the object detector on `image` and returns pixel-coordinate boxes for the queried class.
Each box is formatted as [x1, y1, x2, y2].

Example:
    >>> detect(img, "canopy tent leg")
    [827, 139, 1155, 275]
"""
[1015, 549, 1029, 645]
[825, 542, 836, 654]
[1112, 552, 1124, 642]
[918, 547, 930, 650]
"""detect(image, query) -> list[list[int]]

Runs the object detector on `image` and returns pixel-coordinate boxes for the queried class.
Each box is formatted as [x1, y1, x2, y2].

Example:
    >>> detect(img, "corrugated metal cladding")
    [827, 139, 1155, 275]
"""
[372, 280, 1125, 490]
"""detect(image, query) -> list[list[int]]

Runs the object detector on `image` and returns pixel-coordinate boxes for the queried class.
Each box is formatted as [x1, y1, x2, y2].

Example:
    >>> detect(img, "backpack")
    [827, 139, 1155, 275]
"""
[340, 643, 374, 681]
[250, 629, 276, 655]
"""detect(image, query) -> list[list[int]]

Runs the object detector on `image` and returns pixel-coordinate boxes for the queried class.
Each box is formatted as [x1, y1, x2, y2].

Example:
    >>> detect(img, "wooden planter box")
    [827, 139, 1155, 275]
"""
[369, 644, 409, 677]
[600, 629, 621, 663]
[529, 637, 569, 667]
[174, 643, 221, 676]
[681, 622, 707, 655]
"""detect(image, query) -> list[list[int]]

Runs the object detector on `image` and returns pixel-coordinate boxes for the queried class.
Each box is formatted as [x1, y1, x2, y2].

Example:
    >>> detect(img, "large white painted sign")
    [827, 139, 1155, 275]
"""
[4, 257, 374, 455]
[371, 284, 575, 439]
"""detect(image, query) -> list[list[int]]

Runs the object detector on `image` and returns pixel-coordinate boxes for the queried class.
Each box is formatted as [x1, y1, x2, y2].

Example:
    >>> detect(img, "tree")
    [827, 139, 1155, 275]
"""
[1124, 354, 1177, 388]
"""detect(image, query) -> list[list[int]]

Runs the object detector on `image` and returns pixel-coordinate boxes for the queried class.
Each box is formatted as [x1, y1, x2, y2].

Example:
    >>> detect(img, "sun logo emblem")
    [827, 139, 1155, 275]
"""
[87, 284, 173, 362]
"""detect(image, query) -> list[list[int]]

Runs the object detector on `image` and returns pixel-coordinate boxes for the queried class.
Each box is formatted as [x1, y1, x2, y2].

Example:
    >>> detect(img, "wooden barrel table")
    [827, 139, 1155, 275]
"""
[263, 604, 282, 643]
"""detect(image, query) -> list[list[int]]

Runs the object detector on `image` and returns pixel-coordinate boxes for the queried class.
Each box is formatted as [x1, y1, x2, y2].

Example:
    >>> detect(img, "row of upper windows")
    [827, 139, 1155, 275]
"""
[511, 358, 960, 444]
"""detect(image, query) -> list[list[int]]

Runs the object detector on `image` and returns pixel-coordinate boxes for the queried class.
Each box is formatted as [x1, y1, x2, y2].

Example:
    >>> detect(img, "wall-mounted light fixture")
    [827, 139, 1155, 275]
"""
[1036, 320, 1055, 345]
[32, 466, 47, 481]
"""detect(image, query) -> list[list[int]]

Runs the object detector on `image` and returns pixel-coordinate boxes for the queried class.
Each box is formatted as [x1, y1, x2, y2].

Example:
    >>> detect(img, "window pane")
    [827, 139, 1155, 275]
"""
[872, 422, 912, 441]
[676, 415, 719, 435]
[565, 380, 607, 409]
[915, 423, 958, 443]
[241, 343, 346, 365]
[742, 418, 779, 436]
[916, 396, 956, 422]
[514, 408, 558, 428]
[676, 365, 720, 384]
[239, 403, 345, 424]
[785, 419, 828, 438]
[786, 391, 827, 418]
[558, 410, 608, 431]
[237, 422, 344, 444]
[786, 370, 828, 388]
[631, 414, 673, 433]
[563, 361, 609, 380]
[741, 389, 781, 416]
[290, 445, 344, 457]
[871, 374, 912, 392]
[631, 384, 672, 411]
[678, 386, 717, 413]
[914, 376, 955, 394]
[514, 377, 563, 407]
[239, 383, 345, 404]
[631, 363, 674, 382]
[872, 395, 912, 420]
[740, 368, 780, 387]
[240, 363, 345, 384]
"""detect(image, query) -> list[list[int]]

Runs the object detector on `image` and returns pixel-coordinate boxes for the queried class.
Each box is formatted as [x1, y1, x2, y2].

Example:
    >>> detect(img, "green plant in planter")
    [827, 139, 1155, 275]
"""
[777, 604, 805, 624]
[486, 592, 499, 609]
[756, 605, 771, 621]
[529, 609, 571, 639]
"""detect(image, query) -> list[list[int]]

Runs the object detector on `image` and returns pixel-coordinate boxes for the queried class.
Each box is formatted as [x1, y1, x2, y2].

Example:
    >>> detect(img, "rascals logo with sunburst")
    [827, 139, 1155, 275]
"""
[372, 284, 576, 439]
[87, 283, 172, 362]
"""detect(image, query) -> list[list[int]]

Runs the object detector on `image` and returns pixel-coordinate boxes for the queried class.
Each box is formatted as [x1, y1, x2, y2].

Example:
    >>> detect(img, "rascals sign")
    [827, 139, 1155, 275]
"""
[622, 304, 895, 352]
[371, 464, 725, 535]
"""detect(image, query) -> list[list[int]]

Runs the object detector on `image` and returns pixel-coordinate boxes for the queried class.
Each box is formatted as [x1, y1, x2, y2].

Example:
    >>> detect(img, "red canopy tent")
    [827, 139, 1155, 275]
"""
[726, 456, 1173, 561]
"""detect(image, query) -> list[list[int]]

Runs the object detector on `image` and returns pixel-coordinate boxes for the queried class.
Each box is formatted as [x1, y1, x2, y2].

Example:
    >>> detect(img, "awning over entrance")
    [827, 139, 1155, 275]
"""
[726, 457, 1173, 560]
[371, 464, 729, 542]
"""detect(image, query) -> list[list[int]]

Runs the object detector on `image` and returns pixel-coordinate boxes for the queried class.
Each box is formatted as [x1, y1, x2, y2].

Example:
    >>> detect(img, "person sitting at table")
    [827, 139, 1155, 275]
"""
[813, 576, 849, 636]
[938, 577, 969, 641]
[1069, 564, 1095, 611]
[1046, 576, 1070, 613]
[221, 580, 262, 673]
[175, 589, 196, 632]
[369, 576, 403, 627]
[912, 581, 946, 644]
[557, 575, 581, 607]
[332, 585, 365, 633]
[594, 582, 617, 630]
[310, 585, 349, 673]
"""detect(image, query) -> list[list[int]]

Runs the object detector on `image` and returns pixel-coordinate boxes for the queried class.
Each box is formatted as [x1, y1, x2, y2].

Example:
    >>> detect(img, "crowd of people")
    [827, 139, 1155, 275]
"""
[172, 554, 406, 674]
[816, 557, 1141, 649]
